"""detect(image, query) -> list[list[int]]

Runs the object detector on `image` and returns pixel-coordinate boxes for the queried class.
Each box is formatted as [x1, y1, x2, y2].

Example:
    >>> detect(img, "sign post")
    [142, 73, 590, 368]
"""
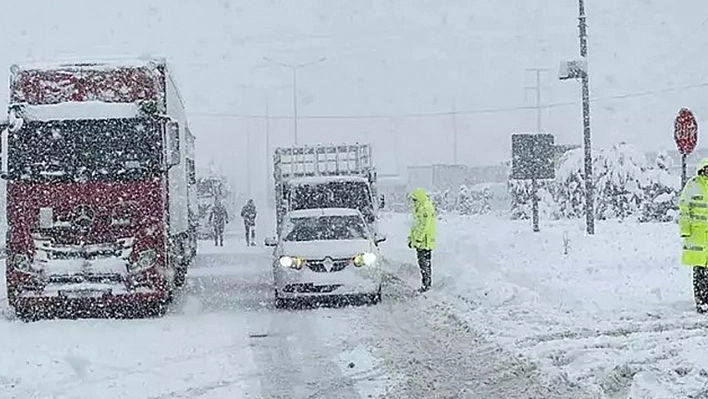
[674, 108, 698, 189]
[511, 133, 555, 232]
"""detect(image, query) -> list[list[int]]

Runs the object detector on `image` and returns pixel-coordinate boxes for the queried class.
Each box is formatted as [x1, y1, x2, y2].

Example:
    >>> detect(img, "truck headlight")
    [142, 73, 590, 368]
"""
[279, 256, 304, 270]
[131, 249, 157, 272]
[353, 252, 377, 267]
[14, 254, 31, 272]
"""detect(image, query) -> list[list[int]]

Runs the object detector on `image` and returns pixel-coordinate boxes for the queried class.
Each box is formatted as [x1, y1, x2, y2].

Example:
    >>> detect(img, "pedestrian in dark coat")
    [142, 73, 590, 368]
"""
[209, 200, 229, 246]
[241, 199, 257, 246]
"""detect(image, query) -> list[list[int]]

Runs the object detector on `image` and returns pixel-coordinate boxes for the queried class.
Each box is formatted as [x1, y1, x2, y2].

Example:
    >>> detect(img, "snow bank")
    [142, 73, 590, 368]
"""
[13, 55, 166, 72]
[379, 211, 706, 398]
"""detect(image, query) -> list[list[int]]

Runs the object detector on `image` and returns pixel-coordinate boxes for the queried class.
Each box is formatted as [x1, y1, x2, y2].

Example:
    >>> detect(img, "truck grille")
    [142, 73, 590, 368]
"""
[48, 273, 123, 284]
[306, 258, 350, 273]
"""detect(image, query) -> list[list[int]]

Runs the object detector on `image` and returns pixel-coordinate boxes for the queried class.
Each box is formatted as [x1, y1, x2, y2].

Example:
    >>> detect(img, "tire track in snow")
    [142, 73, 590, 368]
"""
[249, 308, 365, 399]
[365, 269, 590, 399]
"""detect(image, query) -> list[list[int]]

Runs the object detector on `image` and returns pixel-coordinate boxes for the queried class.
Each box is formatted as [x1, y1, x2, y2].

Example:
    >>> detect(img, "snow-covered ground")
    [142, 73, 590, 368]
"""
[0, 211, 703, 398]
[380, 211, 708, 398]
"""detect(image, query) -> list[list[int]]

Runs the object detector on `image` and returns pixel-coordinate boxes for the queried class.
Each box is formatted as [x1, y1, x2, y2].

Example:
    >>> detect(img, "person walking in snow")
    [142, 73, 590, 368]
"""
[241, 199, 257, 246]
[407, 188, 436, 292]
[209, 199, 229, 247]
[679, 158, 708, 313]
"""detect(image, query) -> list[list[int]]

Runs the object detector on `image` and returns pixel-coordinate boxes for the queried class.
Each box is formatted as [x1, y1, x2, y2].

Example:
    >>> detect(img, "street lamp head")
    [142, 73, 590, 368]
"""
[558, 59, 587, 80]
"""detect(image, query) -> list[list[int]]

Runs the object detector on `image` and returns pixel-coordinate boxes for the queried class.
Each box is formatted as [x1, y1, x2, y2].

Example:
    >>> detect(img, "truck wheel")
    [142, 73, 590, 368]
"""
[174, 242, 190, 288]
[274, 290, 286, 309]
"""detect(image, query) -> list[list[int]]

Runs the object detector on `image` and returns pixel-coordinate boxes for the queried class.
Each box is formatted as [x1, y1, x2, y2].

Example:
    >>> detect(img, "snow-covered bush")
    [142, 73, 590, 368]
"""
[555, 148, 587, 219]
[429, 189, 454, 213]
[593, 143, 648, 220]
[552, 144, 681, 223]
[508, 178, 557, 220]
[456, 185, 475, 215]
[640, 150, 680, 222]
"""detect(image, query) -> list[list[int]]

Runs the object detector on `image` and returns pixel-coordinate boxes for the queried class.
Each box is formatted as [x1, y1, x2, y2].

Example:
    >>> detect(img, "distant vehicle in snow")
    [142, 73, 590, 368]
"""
[265, 208, 386, 308]
[272, 143, 383, 238]
[1, 57, 197, 319]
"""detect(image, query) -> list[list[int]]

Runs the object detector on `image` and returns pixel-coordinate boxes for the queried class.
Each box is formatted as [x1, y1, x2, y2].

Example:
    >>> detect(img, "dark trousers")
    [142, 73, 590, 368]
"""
[213, 225, 225, 246]
[245, 223, 255, 246]
[416, 249, 432, 290]
[694, 267, 708, 312]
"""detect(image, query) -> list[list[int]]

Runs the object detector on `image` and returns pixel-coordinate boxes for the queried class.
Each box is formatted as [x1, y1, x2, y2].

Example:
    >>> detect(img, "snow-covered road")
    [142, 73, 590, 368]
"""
[0, 226, 584, 399]
[5, 210, 701, 398]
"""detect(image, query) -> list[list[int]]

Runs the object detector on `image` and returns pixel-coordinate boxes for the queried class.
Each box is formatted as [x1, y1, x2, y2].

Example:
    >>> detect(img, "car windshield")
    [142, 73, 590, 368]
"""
[8, 118, 162, 182]
[290, 181, 375, 222]
[283, 214, 368, 242]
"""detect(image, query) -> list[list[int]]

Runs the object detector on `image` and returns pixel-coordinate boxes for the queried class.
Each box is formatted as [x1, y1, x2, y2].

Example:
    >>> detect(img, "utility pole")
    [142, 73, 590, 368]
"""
[245, 128, 251, 196]
[579, 0, 594, 235]
[525, 68, 550, 233]
[265, 98, 273, 208]
[525, 68, 550, 133]
[452, 103, 458, 164]
[263, 56, 327, 145]
[558, 0, 594, 235]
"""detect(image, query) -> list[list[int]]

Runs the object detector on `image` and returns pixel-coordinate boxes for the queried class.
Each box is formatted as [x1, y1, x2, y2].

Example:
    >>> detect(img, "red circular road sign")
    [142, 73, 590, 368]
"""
[675, 107, 698, 155]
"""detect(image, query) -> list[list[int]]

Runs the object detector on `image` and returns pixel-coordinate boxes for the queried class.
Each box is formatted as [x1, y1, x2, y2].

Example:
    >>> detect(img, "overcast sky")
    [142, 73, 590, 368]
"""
[1, 0, 707, 202]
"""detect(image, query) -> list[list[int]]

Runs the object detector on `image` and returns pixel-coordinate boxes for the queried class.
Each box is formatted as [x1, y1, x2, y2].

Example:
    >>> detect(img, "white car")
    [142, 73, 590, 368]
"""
[265, 208, 386, 308]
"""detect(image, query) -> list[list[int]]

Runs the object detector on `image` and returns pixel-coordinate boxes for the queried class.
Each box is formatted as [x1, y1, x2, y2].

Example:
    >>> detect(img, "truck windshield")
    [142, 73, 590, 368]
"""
[8, 118, 162, 182]
[283, 215, 368, 242]
[290, 181, 375, 222]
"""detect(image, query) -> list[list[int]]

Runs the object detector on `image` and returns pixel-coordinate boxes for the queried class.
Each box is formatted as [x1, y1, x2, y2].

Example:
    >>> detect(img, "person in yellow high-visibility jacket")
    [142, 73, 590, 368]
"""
[407, 188, 436, 292]
[679, 157, 708, 313]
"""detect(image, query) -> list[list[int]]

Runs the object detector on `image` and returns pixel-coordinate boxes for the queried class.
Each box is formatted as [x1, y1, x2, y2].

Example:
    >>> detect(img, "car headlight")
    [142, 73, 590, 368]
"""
[279, 256, 305, 270]
[353, 252, 377, 267]
[131, 249, 157, 272]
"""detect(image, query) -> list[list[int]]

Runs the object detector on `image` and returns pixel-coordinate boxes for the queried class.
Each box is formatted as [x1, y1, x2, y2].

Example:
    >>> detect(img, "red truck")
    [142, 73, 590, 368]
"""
[1, 57, 197, 319]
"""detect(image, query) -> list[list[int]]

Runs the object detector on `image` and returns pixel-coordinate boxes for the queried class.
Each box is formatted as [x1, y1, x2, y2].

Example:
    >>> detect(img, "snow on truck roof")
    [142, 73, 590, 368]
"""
[18, 102, 142, 122]
[12, 55, 167, 72]
[288, 175, 368, 185]
[287, 208, 363, 218]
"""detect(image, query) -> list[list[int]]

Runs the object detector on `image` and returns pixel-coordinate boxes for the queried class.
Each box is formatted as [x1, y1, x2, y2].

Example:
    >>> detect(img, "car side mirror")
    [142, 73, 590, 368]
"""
[375, 235, 387, 244]
[264, 237, 277, 247]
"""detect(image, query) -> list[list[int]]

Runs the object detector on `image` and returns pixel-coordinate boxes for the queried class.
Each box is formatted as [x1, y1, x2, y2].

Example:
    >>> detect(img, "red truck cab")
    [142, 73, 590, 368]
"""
[2, 57, 197, 318]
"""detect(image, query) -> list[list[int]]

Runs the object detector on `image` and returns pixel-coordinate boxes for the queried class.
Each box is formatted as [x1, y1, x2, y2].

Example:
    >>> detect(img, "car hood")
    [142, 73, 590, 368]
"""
[280, 239, 374, 259]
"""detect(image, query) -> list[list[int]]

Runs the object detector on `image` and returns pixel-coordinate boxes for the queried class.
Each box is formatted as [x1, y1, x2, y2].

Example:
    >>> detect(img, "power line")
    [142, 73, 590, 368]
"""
[188, 80, 708, 120]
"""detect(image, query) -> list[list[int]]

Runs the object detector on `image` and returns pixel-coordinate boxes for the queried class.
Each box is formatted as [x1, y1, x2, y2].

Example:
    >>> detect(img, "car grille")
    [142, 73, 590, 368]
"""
[306, 257, 350, 273]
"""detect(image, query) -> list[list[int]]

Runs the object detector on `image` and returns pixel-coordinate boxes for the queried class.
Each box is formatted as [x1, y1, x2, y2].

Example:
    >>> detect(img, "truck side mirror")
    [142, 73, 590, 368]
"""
[0, 123, 8, 179]
[166, 121, 180, 167]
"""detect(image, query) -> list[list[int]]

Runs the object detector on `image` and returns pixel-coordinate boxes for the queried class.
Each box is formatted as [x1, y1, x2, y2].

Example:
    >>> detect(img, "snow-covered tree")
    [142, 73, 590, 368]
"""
[640, 150, 680, 222]
[429, 189, 453, 213]
[476, 186, 493, 214]
[555, 148, 586, 219]
[508, 178, 556, 220]
[593, 143, 648, 220]
[456, 185, 475, 215]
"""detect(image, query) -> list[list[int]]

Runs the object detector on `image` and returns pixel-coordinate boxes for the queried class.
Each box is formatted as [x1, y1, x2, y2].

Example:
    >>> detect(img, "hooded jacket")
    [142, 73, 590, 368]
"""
[408, 188, 436, 250]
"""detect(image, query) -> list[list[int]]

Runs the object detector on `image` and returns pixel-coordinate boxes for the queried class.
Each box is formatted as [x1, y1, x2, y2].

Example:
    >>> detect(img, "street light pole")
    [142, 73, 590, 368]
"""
[292, 68, 298, 145]
[578, 0, 595, 235]
[263, 56, 327, 145]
